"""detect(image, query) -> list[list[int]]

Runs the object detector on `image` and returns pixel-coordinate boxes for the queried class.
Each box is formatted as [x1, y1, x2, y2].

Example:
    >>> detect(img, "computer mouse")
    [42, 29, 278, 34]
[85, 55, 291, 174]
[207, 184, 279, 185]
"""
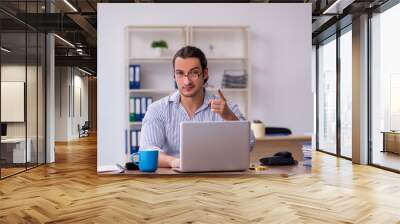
[125, 162, 139, 170]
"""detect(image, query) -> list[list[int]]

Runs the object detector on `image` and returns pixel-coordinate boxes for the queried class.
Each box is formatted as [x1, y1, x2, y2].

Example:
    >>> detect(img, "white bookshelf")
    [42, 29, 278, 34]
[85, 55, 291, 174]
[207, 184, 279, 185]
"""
[125, 26, 251, 151]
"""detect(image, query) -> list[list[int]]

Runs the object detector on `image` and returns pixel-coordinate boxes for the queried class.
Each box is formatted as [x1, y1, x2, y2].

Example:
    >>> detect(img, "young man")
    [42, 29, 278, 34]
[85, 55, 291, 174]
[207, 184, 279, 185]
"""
[140, 46, 255, 168]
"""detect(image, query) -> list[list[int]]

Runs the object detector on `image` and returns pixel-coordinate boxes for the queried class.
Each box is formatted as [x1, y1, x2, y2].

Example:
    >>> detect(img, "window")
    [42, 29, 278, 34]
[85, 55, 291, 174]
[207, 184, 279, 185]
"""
[370, 3, 400, 171]
[318, 36, 337, 154]
[316, 24, 353, 159]
[339, 28, 352, 158]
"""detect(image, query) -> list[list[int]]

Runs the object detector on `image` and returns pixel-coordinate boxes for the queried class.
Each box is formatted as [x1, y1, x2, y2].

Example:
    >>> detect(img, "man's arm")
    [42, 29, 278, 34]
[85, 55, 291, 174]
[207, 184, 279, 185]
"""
[140, 103, 175, 167]
[210, 89, 256, 150]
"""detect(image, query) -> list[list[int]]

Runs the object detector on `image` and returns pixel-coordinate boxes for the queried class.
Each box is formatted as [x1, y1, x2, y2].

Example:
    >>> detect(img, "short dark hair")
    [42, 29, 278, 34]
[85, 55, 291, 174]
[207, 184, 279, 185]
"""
[173, 46, 208, 84]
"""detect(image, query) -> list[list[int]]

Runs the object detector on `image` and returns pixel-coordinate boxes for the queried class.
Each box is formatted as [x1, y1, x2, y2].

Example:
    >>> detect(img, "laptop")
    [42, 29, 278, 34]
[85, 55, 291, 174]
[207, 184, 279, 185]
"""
[174, 121, 251, 173]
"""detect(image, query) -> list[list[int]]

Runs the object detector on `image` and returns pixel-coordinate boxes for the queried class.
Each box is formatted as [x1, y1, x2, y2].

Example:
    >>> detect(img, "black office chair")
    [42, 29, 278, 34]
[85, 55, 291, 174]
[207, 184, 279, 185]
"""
[79, 121, 90, 138]
[265, 127, 292, 136]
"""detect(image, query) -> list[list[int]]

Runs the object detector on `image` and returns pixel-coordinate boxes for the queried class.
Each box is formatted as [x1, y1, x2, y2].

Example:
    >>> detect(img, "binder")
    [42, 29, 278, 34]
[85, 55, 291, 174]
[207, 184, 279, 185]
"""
[134, 65, 141, 89]
[129, 65, 135, 89]
[130, 129, 137, 154]
[146, 97, 153, 110]
[141, 97, 146, 121]
[135, 97, 141, 122]
[137, 130, 141, 152]
[129, 97, 135, 122]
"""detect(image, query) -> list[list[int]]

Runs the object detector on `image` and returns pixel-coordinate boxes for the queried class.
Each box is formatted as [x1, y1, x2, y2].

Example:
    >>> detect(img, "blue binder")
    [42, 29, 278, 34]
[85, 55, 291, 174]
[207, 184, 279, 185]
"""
[136, 130, 141, 152]
[130, 129, 136, 154]
[129, 65, 135, 89]
[140, 97, 146, 121]
[133, 64, 141, 89]
[130, 129, 141, 154]
[129, 97, 135, 122]
[135, 97, 141, 122]
[146, 97, 153, 110]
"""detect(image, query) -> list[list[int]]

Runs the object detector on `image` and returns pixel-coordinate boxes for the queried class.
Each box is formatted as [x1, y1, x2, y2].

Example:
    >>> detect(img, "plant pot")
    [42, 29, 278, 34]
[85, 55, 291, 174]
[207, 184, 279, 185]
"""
[153, 48, 165, 57]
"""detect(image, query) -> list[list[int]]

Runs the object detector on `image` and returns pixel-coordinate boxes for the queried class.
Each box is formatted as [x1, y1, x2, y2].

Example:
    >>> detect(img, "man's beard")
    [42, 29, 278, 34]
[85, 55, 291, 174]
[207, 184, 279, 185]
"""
[180, 85, 200, 97]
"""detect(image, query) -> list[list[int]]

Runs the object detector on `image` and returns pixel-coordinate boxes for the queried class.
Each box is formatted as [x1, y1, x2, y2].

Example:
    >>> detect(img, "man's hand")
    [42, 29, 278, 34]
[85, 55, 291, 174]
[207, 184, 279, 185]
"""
[169, 158, 180, 168]
[209, 89, 238, 121]
[158, 152, 180, 168]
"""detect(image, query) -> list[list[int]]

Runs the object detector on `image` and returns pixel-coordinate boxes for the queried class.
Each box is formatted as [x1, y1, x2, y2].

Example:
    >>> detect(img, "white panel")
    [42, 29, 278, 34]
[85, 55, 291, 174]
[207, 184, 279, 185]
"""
[97, 3, 312, 168]
[1, 82, 25, 122]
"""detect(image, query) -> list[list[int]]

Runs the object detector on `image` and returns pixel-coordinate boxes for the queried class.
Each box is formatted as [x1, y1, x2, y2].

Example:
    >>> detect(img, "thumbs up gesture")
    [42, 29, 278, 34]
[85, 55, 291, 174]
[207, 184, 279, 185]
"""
[208, 89, 238, 121]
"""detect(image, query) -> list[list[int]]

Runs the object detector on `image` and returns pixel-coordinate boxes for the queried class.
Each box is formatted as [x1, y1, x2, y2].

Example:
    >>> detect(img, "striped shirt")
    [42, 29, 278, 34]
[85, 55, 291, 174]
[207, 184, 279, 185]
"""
[140, 90, 256, 158]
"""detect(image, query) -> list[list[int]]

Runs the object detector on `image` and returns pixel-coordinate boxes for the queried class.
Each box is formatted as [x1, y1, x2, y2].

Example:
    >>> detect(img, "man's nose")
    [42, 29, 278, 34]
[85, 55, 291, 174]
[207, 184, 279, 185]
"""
[183, 76, 191, 85]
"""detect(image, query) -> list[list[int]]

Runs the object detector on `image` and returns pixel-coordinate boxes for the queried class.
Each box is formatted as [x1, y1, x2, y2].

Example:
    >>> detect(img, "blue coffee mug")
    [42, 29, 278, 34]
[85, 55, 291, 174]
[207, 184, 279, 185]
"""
[131, 150, 158, 172]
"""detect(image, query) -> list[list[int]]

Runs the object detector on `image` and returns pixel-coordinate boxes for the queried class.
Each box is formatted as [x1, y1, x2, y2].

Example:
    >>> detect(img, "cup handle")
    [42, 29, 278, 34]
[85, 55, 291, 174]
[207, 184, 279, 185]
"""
[130, 152, 139, 166]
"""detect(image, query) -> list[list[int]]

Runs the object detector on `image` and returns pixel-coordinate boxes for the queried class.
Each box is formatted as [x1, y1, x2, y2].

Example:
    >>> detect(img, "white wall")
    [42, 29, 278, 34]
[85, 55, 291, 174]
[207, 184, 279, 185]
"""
[72, 73, 89, 138]
[55, 67, 69, 141]
[97, 3, 312, 168]
[55, 67, 89, 141]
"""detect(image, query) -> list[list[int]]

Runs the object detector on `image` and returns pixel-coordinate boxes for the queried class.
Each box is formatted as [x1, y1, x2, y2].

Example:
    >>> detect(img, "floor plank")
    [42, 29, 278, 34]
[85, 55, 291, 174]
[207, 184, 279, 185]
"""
[1, 134, 400, 223]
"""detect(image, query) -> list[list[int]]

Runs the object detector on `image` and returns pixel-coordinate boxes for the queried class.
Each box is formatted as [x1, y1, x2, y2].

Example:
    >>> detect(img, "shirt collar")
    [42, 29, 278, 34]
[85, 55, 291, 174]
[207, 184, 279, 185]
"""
[168, 90, 181, 104]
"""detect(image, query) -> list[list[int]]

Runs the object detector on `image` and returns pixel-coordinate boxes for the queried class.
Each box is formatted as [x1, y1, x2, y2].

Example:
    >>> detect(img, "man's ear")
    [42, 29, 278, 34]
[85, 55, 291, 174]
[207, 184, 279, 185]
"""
[203, 68, 209, 84]
[173, 74, 178, 89]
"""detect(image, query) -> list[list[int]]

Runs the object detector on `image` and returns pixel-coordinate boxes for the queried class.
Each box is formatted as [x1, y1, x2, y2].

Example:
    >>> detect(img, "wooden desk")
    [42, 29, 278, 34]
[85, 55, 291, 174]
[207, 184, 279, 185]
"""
[253, 135, 311, 162]
[1, 138, 32, 164]
[257, 135, 311, 141]
[99, 136, 312, 176]
[100, 164, 310, 177]
[382, 131, 400, 154]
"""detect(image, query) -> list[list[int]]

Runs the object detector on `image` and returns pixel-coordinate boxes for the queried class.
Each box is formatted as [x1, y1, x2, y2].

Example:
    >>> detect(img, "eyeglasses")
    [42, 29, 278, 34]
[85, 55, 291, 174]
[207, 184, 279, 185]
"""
[174, 69, 203, 80]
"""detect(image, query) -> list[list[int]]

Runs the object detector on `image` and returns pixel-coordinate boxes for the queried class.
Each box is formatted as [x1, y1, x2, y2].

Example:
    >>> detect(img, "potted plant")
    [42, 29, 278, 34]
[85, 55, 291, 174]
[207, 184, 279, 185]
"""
[151, 40, 168, 57]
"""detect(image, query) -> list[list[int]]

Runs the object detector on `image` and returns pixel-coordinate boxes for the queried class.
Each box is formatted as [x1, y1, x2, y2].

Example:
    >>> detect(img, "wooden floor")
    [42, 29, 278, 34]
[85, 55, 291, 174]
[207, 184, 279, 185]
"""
[1, 135, 400, 223]
[1, 167, 26, 178]
[372, 150, 400, 171]
[1, 163, 45, 178]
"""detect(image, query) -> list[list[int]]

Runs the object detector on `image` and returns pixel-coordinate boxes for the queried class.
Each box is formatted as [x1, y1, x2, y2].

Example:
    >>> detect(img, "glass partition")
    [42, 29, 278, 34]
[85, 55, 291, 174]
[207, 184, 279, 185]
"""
[370, 3, 400, 171]
[1, 30, 28, 177]
[339, 28, 352, 158]
[317, 36, 337, 154]
[0, 1, 46, 179]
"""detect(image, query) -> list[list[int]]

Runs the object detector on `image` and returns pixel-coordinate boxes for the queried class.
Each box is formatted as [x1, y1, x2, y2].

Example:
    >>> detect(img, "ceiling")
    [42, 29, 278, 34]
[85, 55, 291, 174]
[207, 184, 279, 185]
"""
[0, 0, 390, 75]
